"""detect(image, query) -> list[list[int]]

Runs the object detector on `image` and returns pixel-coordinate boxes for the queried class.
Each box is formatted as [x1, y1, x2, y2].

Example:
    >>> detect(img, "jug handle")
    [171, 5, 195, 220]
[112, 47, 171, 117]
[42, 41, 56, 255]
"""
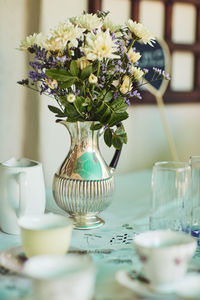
[99, 124, 123, 172]
[16, 172, 28, 217]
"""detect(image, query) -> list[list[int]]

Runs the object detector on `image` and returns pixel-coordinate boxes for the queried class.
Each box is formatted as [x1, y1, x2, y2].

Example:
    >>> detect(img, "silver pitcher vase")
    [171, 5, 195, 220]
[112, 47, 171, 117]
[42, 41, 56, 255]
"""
[52, 121, 121, 229]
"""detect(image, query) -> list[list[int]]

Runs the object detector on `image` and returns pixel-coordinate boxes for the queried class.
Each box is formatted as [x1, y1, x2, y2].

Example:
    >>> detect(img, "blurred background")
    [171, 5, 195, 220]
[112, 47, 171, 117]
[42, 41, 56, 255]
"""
[0, 0, 200, 187]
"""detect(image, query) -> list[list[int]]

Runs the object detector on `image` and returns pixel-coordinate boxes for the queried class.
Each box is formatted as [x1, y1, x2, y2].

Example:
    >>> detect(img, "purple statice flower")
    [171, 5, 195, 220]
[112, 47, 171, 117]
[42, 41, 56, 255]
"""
[143, 68, 149, 74]
[93, 94, 97, 100]
[93, 28, 98, 34]
[129, 90, 142, 100]
[56, 55, 67, 62]
[98, 84, 104, 89]
[101, 76, 105, 81]
[29, 70, 42, 82]
[112, 33, 116, 40]
[153, 67, 170, 80]
[113, 92, 118, 100]
[33, 45, 48, 61]
[119, 46, 124, 53]
[125, 52, 131, 61]
[75, 90, 80, 96]
[119, 67, 125, 73]
[153, 67, 162, 75]
[115, 40, 123, 46]
[125, 98, 131, 106]
[40, 83, 48, 95]
[29, 61, 44, 69]
[118, 60, 122, 66]
[17, 78, 29, 85]
[101, 63, 107, 74]
[162, 70, 171, 80]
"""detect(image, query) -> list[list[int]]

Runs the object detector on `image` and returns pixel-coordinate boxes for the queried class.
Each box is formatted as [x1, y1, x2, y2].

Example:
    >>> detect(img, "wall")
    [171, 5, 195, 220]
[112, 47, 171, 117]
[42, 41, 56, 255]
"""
[0, 0, 200, 187]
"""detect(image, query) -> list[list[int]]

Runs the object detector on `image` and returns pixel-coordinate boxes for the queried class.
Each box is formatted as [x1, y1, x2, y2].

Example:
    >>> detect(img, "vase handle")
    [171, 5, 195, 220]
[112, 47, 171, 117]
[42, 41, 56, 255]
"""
[109, 148, 122, 170]
[109, 122, 123, 171]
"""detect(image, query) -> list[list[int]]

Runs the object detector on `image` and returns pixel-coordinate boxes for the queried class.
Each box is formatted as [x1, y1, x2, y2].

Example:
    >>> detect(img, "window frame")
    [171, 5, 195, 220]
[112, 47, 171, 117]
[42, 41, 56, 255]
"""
[88, 0, 200, 104]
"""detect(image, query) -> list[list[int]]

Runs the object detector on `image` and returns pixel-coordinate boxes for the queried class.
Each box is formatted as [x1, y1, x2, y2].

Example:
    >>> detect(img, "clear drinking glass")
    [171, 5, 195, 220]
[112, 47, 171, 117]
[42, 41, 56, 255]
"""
[150, 161, 192, 232]
[190, 156, 200, 245]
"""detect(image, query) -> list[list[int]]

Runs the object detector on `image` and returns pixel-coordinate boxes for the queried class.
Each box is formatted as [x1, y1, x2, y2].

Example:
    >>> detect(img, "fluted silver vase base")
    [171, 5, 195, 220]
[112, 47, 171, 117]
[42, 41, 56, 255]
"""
[70, 214, 105, 230]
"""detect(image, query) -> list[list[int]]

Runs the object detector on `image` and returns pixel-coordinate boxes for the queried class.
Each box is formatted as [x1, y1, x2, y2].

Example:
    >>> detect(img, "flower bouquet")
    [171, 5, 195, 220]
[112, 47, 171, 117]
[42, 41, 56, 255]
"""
[18, 11, 168, 149]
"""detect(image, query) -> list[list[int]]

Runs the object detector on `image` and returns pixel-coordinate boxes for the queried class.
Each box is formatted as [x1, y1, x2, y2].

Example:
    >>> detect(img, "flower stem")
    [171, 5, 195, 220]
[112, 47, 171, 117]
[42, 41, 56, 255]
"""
[127, 39, 136, 53]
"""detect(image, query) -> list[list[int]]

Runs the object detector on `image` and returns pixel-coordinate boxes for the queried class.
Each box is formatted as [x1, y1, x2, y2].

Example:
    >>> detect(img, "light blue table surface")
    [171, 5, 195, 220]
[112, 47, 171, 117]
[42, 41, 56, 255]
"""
[0, 170, 199, 300]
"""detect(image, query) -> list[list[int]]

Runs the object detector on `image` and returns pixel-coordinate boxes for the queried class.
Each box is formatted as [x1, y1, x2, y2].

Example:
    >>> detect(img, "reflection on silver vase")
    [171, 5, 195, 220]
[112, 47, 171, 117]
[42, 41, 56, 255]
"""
[53, 121, 121, 229]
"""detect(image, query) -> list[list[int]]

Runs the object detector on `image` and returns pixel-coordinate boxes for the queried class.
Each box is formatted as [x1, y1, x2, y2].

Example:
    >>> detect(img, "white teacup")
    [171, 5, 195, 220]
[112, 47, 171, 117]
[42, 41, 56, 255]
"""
[23, 254, 95, 300]
[0, 157, 46, 234]
[134, 230, 197, 292]
[18, 213, 73, 258]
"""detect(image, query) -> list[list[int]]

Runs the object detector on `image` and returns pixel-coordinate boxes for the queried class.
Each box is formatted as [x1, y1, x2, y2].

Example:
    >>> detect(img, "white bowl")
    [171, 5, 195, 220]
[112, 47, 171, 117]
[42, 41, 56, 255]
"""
[133, 230, 197, 292]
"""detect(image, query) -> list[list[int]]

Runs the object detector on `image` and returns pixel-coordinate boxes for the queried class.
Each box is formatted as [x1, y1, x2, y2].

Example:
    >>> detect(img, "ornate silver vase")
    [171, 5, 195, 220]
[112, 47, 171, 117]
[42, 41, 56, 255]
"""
[52, 121, 121, 229]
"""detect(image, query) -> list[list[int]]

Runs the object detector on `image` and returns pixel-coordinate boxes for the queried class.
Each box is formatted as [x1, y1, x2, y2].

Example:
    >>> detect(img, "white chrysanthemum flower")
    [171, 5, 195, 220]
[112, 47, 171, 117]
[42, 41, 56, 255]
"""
[18, 33, 45, 50]
[112, 80, 119, 87]
[67, 93, 76, 103]
[127, 49, 141, 63]
[48, 21, 85, 50]
[120, 75, 132, 94]
[102, 17, 122, 34]
[82, 29, 120, 61]
[89, 73, 98, 84]
[131, 66, 144, 80]
[76, 57, 91, 70]
[45, 38, 65, 52]
[70, 13, 102, 31]
[126, 19, 155, 46]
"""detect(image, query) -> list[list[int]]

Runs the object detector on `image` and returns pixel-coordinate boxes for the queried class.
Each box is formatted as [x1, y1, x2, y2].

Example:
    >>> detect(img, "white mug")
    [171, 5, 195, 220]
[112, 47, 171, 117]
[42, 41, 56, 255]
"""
[0, 157, 46, 234]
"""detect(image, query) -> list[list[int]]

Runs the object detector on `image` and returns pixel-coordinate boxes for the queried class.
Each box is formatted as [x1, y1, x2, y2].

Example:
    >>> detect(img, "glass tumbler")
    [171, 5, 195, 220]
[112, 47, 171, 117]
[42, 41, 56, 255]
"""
[190, 156, 200, 245]
[150, 161, 192, 232]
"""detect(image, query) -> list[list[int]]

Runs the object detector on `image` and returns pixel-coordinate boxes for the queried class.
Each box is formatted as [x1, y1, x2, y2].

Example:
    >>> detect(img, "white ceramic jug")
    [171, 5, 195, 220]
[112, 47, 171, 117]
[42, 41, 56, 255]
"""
[0, 157, 46, 234]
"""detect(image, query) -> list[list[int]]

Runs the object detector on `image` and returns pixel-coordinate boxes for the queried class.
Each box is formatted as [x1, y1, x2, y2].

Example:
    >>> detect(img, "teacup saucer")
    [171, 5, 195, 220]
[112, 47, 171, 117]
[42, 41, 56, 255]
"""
[0, 245, 83, 275]
[116, 270, 178, 299]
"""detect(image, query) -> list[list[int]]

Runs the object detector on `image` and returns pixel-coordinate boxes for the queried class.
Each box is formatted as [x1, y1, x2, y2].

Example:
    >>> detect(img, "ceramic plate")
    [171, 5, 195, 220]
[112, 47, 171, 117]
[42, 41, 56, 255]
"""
[116, 270, 178, 300]
[0, 246, 85, 276]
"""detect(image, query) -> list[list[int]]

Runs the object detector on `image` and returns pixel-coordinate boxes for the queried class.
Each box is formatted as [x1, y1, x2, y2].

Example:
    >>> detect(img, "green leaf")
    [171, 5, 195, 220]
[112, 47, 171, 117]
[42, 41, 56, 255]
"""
[70, 60, 79, 76]
[96, 102, 105, 115]
[48, 105, 63, 115]
[116, 103, 128, 112]
[110, 97, 124, 110]
[100, 107, 112, 124]
[90, 123, 103, 130]
[46, 69, 73, 82]
[118, 133, 127, 144]
[67, 116, 85, 122]
[80, 65, 93, 80]
[59, 78, 76, 88]
[104, 91, 113, 102]
[104, 128, 112, 147]
[73, 97, 86, 117]
[108, 112, 129, 127]
[112, 135, 123, 150]
[64, 102, 79, 117]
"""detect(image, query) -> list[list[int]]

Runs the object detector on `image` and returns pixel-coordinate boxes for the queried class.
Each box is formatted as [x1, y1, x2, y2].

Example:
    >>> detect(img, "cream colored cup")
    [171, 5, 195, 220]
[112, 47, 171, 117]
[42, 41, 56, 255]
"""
[18, 213, 73, 258]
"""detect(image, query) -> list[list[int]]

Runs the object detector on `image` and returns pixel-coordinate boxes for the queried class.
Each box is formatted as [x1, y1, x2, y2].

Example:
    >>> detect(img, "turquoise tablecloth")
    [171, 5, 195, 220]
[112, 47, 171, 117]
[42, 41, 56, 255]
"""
[1, 170, 198, 300]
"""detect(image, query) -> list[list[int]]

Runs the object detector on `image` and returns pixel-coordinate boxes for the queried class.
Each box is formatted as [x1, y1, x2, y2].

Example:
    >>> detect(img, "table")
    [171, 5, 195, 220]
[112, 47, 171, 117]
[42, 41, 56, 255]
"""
[0, 170, 199, 300]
